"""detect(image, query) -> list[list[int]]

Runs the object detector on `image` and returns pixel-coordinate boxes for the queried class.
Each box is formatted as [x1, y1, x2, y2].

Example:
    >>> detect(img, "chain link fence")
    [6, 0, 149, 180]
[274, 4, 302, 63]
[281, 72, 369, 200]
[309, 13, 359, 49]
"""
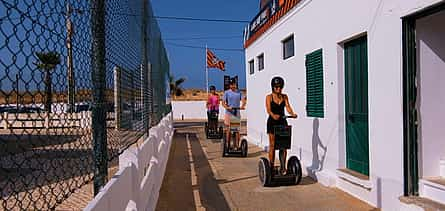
[0, 0, 171, 210]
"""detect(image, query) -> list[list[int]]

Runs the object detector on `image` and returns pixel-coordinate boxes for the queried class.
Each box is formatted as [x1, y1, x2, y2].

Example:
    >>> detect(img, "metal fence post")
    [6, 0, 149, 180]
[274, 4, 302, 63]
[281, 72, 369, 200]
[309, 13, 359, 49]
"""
[66, 3, 76, 113]
[15, 74, 19, 109]
[148, 62, 153, 127]
[91, 0, 108, 196]
[141, 0, 151, 132]
[114, 66, 121, 130]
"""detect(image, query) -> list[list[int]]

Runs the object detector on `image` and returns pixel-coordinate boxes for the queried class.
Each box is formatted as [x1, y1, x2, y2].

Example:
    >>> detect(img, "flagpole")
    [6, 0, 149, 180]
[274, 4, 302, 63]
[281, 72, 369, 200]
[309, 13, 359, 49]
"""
[206, 44, 209, 94]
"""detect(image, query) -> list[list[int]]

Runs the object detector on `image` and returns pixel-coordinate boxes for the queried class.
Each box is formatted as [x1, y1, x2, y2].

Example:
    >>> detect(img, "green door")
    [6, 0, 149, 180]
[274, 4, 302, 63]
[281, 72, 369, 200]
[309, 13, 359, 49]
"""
[344, 36, 369, 176]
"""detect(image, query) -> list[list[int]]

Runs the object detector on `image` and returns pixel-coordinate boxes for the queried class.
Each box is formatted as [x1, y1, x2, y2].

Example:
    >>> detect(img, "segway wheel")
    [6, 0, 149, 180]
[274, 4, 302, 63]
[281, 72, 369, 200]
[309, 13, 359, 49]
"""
[287, 156, 302, 185]
[258, 157, 271, 187]
[221, 133, 227, 157]
[241, 139, 248, 157]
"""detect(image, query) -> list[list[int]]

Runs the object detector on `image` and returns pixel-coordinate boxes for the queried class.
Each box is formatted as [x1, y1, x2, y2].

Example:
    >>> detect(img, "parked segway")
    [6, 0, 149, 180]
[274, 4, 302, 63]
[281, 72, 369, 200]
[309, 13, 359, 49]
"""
[221, 107, 247, 157]
[258, 115, 302, 186]
[205, 110, 223, 139]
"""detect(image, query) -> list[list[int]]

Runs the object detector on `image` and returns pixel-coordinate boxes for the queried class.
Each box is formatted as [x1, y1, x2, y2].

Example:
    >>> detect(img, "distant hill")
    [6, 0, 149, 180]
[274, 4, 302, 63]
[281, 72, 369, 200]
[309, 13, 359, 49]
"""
[172, 89, 247, 101]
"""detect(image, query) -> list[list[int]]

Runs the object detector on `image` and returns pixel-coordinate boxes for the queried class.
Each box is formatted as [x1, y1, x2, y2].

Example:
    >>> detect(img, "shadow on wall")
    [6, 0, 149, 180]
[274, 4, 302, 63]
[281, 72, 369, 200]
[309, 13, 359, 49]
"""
[306, 118, 327, 179]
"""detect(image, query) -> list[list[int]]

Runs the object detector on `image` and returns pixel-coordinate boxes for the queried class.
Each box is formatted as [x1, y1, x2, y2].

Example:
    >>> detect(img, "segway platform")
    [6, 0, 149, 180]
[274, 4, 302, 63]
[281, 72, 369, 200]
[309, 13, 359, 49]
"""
[205, 111, 223, 139]
[258, 117, 302, 187]
[221, 115, 248, 157]
[205, 123, 223, 139]
[258, 156, 302, 187]
[221, 136, 248, 157]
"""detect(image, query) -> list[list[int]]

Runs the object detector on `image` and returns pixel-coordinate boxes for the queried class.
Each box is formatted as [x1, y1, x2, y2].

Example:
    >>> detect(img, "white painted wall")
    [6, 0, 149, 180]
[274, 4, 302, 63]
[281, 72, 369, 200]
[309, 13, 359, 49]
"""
[84, 113, 174, 211]
[417, 10, 445, 178]
[172, 101, 247, 120]
[244, 0, 444, 210]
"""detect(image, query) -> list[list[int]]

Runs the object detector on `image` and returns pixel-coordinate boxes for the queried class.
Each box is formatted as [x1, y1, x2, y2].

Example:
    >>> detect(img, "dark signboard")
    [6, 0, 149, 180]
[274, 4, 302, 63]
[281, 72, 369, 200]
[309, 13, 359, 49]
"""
[251, 0, 279, 33]
[260, 0, 272, 10]
[224, 75, 230, 91]
[224, 75, 238, 91]
[244, 0, 282, 43]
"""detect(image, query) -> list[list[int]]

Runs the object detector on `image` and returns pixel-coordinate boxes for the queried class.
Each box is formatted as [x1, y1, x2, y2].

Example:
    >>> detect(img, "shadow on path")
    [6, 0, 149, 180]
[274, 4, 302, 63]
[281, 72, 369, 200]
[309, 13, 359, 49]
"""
[188, 133, 231, 211]
[216, 175, 257, 185]
[156, 132, 195, 211]
[156, 130, 230, 211]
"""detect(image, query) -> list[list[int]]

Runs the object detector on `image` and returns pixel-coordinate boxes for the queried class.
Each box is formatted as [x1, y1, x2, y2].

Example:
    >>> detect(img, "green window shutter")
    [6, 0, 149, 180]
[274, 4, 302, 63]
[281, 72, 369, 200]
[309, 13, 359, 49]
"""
[306, 49, 324, 118]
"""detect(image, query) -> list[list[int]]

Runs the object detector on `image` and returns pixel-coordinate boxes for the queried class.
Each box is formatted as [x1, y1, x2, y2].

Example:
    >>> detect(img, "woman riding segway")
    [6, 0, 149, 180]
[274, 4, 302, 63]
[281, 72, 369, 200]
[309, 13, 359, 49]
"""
[258, 76, 301, 186]
[222, 78, 246, 156]
[205, 85, 221, 138]
[207, 85, 220, 118]
[266, 76, 297, 175]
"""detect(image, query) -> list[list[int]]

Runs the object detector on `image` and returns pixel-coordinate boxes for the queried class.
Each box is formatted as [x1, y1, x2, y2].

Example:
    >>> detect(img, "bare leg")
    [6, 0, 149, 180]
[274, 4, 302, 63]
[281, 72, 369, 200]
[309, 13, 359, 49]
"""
[236, 131, 240, 149]
[279, 149, 287, 174]
[224, 113, 231, 148]
[268, 134, 275, 167]
[226, 125, 231, 148]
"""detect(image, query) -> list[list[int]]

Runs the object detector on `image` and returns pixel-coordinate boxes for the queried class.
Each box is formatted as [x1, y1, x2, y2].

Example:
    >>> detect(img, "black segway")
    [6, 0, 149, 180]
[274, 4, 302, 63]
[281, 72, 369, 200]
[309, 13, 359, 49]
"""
[258, 116, 302, 186]
[221, 107, 247, 157]
[205, 110, 223, 139]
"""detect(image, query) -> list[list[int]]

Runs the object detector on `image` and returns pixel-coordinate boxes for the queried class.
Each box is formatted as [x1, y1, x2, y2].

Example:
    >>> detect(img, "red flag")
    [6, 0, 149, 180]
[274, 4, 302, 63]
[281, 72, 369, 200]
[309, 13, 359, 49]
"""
[206, 49, 225, 71]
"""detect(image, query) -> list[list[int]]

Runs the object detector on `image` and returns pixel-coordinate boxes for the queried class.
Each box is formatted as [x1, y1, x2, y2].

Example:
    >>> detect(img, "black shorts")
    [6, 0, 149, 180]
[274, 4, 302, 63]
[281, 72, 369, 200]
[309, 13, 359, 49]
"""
[267, 116, 288, 134]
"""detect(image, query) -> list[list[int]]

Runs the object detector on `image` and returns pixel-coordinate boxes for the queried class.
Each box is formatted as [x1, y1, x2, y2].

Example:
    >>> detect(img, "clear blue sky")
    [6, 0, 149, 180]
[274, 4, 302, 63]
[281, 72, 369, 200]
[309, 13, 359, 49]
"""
[151, 0, 259, 90]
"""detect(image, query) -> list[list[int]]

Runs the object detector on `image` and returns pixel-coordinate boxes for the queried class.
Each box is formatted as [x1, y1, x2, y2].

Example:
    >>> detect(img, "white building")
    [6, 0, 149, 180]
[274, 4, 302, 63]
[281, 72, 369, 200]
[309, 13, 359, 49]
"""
[243, 0, 445, 210]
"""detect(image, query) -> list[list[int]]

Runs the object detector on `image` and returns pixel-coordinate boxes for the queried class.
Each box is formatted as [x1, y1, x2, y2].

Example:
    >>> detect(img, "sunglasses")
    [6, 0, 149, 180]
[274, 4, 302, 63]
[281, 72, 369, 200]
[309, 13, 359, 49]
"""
[273, 86, 282, 89]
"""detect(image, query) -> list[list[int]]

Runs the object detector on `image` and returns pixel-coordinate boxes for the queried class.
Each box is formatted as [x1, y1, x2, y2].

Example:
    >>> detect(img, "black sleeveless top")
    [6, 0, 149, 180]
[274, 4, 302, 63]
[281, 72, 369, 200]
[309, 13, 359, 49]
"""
[267, 94, 287, 134]
[270, 96, 285, 116]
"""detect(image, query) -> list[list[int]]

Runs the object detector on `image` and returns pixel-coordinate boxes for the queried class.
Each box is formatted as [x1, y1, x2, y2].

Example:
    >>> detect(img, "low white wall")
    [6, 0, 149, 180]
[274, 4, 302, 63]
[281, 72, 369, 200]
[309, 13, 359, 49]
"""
[84, 113, 174, 211]
[172, 101, 247, 120]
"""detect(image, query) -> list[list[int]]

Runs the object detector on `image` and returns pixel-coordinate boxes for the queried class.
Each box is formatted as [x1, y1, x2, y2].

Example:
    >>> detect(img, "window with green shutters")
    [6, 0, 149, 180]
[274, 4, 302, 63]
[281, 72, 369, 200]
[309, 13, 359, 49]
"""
[306, 49, 324, 118]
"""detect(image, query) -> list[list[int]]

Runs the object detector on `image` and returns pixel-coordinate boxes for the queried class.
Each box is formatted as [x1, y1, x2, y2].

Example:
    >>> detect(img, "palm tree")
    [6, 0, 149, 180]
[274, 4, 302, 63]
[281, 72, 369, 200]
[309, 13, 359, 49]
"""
[168, 75, 186, 99]
[35, 51, 61, 113]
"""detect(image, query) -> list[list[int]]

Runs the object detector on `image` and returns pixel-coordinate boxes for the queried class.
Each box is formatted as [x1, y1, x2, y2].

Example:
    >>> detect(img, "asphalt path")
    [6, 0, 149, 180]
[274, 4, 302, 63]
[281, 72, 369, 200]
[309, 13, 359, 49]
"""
[156, 122, 377, 211]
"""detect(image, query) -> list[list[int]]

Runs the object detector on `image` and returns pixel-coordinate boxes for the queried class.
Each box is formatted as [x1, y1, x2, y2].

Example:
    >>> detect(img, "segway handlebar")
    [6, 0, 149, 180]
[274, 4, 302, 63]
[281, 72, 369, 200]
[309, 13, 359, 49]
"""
[281, 115, 297, 119]
[229, 107, 245, 110]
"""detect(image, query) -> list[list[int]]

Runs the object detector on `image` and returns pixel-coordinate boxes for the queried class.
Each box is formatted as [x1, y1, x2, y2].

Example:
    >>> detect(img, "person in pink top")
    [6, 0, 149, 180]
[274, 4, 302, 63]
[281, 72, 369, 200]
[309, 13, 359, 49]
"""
[206, 85, 220, 130]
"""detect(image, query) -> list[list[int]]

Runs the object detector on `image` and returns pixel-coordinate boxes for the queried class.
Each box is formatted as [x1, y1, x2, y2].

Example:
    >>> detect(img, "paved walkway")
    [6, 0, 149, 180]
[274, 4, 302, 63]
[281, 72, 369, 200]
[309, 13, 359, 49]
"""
[156, 122, 377, 211]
